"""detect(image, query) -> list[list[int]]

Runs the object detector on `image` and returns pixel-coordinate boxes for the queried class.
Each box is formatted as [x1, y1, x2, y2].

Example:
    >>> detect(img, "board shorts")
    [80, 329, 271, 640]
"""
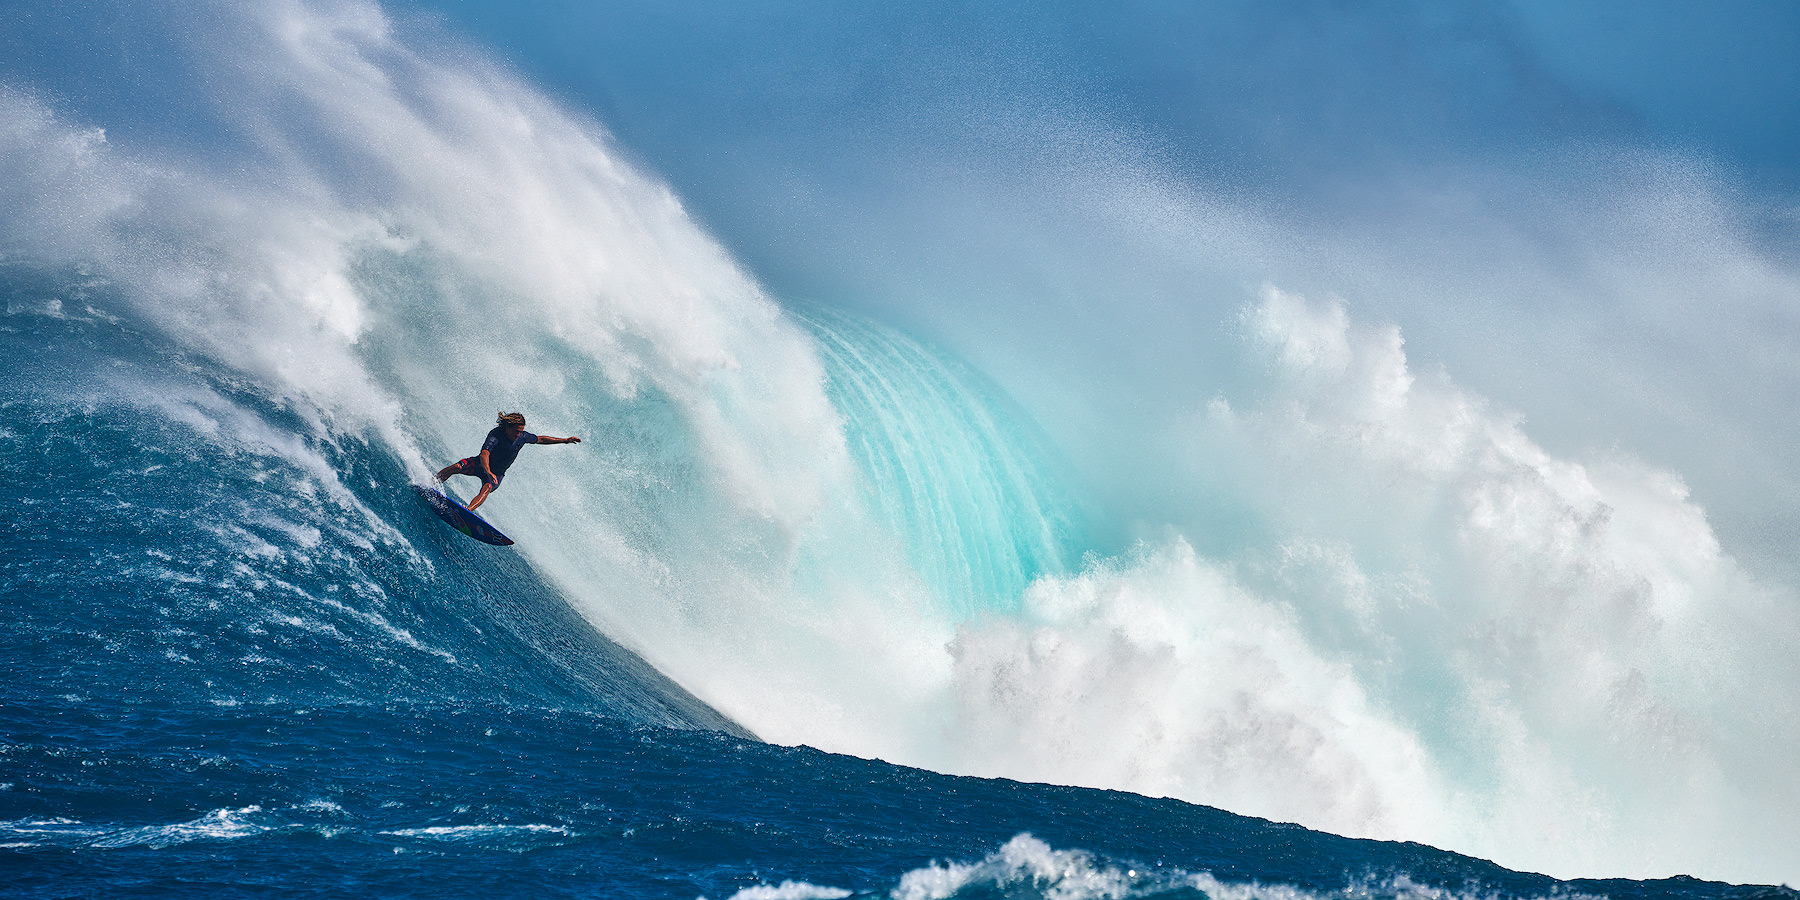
[446, 457, 501, 487]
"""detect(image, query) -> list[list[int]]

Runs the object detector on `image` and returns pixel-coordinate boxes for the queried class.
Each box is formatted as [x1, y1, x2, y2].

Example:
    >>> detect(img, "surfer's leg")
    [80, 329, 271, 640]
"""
[436, 457, 477, 482]
[467, 481, 496, 511]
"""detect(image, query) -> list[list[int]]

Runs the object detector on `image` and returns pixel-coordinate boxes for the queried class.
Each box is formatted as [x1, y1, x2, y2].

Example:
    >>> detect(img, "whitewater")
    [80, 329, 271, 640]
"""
[3, 0, 1798, 895]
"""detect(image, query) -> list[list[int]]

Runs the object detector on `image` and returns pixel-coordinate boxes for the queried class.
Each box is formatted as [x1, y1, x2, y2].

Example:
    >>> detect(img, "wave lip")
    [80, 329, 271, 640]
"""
[800, 306, 1089, 617]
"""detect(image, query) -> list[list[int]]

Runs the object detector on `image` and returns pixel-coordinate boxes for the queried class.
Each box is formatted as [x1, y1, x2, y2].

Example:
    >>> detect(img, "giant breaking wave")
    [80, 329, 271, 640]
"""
[2, 0, 1797, 887]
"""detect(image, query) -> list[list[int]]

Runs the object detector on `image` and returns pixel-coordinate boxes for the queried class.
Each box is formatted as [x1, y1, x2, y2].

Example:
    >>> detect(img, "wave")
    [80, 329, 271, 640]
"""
[3, 0, 1799, 888]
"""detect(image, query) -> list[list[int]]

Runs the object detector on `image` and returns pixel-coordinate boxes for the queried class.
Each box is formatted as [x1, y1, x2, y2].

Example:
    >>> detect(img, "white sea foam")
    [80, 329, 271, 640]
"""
[0, 817, 111, 848]
[888, 834, 1604, 900]
[943, 537, 1450, 843]
[379, 823, 579, 852]
[0, 807, 280, 850]
[317, 595, 457, 663]
[718, 882, 853, 900]
[893, 834, 1146, 900]
[381, 823, 571, 839]
[934, 289, 1800, 880]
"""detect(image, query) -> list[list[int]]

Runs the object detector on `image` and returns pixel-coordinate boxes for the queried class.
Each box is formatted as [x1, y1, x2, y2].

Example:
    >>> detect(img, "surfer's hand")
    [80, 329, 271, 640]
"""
[568, 436, 581, 444]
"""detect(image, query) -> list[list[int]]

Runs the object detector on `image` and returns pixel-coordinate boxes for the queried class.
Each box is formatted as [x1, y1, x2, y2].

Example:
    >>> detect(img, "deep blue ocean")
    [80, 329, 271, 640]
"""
[5, 0, 1800, 896]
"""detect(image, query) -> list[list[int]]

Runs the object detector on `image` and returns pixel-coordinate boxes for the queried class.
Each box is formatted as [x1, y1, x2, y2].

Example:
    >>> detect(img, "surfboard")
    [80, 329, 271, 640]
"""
[413, 484, 514, 546]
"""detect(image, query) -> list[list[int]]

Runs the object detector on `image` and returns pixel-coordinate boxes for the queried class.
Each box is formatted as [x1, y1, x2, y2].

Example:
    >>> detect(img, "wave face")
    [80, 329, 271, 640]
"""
[0, 261, 740, 733]
[3, 0, 1800, 892]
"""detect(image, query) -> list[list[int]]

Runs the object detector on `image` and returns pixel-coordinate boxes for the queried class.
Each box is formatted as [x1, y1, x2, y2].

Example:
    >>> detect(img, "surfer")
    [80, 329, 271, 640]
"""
[435, 412, 582, 511]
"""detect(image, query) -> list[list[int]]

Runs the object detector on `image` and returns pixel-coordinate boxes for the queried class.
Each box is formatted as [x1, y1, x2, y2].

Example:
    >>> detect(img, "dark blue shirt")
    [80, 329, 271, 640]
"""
[481, 427, 538, 477]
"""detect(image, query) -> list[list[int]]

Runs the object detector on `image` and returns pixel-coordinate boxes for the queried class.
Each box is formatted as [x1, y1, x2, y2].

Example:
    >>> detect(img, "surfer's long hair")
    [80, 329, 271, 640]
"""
[497, 411, 526, 428]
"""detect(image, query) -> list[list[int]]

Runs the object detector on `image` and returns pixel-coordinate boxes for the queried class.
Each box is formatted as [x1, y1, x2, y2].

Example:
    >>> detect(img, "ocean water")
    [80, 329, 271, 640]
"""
[4, 0, 1800, 896]
[5, 697, 1793, 900]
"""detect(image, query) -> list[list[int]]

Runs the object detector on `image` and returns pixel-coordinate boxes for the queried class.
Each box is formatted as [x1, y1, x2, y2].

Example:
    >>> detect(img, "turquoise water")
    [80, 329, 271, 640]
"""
[802, 307, 1087, 617]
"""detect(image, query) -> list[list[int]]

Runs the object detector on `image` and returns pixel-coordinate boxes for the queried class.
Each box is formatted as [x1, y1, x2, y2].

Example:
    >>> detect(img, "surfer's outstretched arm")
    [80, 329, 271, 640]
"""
[536, 435, 581, 444]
